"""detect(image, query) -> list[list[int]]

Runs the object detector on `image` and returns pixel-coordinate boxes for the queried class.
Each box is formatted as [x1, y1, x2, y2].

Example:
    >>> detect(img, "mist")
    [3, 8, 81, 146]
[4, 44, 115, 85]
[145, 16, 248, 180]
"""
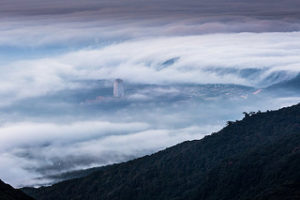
[0, 0, 299, 188]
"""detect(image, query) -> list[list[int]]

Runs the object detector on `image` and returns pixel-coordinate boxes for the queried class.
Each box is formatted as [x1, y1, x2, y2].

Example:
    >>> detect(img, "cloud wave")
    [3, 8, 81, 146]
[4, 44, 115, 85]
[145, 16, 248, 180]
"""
[0, 32, 299, 105]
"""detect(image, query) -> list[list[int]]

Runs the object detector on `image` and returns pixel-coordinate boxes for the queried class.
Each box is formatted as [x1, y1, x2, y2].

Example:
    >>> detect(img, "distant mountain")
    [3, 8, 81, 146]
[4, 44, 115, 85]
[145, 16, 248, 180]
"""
[267, 73, 300, 93]
[0, 179, 34, 200]
[23, 103, 300, 200]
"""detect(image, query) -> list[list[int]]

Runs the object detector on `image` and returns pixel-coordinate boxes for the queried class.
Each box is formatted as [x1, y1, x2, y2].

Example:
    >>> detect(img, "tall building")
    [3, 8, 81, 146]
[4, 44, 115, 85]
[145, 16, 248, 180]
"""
[113, 79, 125, 97]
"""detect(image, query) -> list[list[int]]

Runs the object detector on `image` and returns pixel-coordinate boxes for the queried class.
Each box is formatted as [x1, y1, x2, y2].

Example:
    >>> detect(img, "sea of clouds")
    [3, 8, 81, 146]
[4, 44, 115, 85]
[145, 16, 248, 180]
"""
[0, 0, 300, 187]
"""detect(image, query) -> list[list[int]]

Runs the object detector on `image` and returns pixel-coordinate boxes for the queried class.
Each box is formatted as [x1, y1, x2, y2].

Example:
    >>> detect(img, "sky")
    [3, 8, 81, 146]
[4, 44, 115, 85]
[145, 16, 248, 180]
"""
[0, 0, 300, 187]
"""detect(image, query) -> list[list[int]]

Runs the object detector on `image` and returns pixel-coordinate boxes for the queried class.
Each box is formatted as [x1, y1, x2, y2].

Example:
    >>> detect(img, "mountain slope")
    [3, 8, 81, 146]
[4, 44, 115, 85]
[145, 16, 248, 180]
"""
[0, 179, 34, 200]
[196, 133, 300, 200]
[23, 103, 300, 200]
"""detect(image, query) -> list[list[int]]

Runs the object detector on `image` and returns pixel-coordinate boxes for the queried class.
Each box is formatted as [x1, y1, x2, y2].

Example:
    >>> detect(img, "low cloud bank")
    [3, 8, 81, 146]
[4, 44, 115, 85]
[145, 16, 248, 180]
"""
[0, 32, 299, 105]
[1, 0, 300, 187]
[0, 120, 219, 187]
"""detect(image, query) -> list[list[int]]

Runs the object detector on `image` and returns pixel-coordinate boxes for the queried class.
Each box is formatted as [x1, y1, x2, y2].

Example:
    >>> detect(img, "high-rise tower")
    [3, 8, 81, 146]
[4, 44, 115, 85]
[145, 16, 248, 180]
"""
[113, 79, 125, 97]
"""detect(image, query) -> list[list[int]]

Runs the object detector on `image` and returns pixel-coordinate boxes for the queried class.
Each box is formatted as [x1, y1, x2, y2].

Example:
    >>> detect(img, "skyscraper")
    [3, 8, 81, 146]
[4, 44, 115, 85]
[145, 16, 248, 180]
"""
[113, 79, 125, 97]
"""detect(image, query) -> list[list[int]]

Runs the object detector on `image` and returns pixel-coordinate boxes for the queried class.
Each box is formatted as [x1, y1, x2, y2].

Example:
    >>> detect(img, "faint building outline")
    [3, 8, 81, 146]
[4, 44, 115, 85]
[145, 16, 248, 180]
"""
[113, 79, 125, 97]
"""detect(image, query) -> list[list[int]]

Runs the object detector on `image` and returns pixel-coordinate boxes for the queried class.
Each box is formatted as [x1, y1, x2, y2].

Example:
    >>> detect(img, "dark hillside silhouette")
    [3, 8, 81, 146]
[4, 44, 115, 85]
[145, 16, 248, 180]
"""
[23, 103, 300, 200]
[0, 179, 34, 200]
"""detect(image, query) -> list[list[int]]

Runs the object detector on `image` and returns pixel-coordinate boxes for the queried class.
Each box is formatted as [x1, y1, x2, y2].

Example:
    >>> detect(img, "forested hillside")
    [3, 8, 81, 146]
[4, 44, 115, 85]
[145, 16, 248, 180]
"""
[23, 103, 300, 200]
[0, 180, 34, 200]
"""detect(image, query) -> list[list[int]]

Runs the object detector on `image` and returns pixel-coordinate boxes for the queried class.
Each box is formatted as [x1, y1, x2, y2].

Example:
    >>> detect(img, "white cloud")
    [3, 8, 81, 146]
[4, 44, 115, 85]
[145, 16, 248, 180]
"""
[0, 32, 300, 105]
[0, 119, 221, 187]
[0, 121, 149, 151]
[0, 13, 300, 188]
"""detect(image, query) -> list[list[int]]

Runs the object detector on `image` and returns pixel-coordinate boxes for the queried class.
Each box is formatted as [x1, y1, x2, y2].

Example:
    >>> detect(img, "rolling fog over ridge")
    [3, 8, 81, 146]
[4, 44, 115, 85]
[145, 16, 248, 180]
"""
[1, 75, 299, 187]
[0, 0, 299, 188]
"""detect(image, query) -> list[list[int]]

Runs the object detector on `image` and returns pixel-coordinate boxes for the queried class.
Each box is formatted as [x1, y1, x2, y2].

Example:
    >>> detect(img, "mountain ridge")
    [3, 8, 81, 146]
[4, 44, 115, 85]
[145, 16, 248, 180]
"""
[22, 103, 300, 200]
[0, 179, 34, 200]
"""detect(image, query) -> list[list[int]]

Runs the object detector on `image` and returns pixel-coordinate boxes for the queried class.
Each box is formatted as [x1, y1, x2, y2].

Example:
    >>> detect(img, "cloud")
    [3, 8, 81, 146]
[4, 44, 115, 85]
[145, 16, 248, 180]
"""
[0, 119, 221, 187]
[0, 32, 300, 105]
[1, 0, 300, 20]
[0, 121, 149, 151]
[1, 0, 300, 188]
[1, 18, 300, 48]
[1, 0, 300, 49]
[0, 84, 299, 187]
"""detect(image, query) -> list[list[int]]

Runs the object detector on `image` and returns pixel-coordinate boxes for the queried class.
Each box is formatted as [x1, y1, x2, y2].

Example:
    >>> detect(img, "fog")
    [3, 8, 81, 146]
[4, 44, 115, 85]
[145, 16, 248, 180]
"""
[0, 0, 299, 188]
[1, 78, 299, 187]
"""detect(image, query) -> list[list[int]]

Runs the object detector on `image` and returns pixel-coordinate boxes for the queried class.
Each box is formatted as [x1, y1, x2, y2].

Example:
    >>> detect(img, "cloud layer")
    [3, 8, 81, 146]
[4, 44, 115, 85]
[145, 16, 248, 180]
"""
[1, 0, 300, 20]
[1, 0, 300, 49]
[1, 0, 300, 188]
[0, 32, 300, 105]
[0, 120, 220, 186]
